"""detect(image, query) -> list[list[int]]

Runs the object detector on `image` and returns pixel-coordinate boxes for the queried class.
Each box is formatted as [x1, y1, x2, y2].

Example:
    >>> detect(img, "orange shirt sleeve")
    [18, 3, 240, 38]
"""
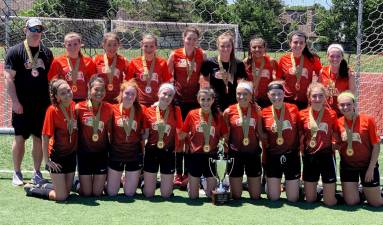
[47, 58, 62, 81]
[161, 60, 172, 82]
[175, 106, 183, 129]
[182, 112, 192, 133]
[42, 106, 55, 137]
[367, 117, 380, 145]
[126, 60, 136, 81]
[275, 56, 285, 79]
[313, 57, 322, 75]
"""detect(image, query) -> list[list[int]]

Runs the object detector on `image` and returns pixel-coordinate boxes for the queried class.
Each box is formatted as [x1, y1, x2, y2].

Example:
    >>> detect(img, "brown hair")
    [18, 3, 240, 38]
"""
[183, 26, 200, 38]
[216, 31, 237, 76]
[102, 32, 120, 46]
[49, 79, 69, 106]
[288, 31, 318, 61]
[87, 75, 105, 99]
[141, 33, 158, 47]
[245, 37, 267, 66]
[307, 82, 327, 101]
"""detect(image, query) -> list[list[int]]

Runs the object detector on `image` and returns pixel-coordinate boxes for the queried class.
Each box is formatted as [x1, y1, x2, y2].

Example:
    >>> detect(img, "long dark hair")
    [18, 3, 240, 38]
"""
[289, 31, 318, 62]
[245, 37, 267, 66]
[216, 31, 237, 76]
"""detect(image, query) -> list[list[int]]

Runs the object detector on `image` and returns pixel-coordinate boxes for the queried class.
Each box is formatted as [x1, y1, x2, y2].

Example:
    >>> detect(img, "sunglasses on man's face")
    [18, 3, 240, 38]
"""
[28, 26, 43, 33]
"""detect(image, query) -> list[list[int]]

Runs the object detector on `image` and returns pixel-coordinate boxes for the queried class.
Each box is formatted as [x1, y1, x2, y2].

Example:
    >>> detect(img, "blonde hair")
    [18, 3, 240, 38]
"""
[307, 82, 327, 99]
[141, 33, 158, 47]
[64, 32, 82, 43]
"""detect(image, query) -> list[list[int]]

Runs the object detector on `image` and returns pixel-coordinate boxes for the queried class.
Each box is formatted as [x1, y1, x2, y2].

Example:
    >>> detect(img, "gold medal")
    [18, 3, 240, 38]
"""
[295, 82, 300, 91]
[203, 144, 210, 152]
[242, 137, 249, 146]
[309, 139, 317, 148]
[157, 140, 164, 149]
[346, 148, 354, 156]
[92, 133, 99, 142]
[72, 85, 78, 93]
[31, 69, 39, 77]
[107, 84, 114, 91]
[276, 137, 284, 145]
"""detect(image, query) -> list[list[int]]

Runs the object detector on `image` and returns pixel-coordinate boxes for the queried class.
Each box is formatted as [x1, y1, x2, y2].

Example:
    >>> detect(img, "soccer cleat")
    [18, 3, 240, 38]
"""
[173, 174, 182, 186]
[12, 171, 24, 186]
[31, 171, 48, 185]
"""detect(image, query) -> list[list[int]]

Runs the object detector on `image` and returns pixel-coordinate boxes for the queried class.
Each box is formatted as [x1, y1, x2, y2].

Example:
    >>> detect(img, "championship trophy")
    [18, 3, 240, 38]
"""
[209, 139, 234, 205]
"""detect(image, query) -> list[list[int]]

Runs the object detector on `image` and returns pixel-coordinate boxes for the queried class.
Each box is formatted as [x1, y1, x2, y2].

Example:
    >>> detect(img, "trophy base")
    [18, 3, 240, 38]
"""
[211, 190, 231, 205]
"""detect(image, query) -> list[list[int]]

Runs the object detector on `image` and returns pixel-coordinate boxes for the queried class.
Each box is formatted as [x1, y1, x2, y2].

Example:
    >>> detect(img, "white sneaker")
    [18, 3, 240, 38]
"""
[12, 171, 24, 186]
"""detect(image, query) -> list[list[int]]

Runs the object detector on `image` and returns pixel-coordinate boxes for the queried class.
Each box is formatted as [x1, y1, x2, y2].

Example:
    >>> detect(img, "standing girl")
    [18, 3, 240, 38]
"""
[93, 32, 129, 103]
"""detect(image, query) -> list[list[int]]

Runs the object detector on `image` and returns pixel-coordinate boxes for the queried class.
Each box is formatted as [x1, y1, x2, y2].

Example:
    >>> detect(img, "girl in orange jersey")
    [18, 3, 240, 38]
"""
[261, 81, 300, 202]
[142, 83, 183, 198]
[337, 91, 383, 207]
[24, 79, 77, 201]
[168, 26, 207, 187]
[126, 34, 172, 107]
[319, 44, 355, 116]
[223, 80, 264, 199]
[107, 79, 146, 196]
[48, 32, 96, 101]
[298, 83, 339, 206]
[93, 32, 129, 103]
[243, 37, 278, 108]
[200, 32, 246, 112]
[276, 31, 322, 110]
[76, 76, 113, 197]
[180, 88, 228, 199]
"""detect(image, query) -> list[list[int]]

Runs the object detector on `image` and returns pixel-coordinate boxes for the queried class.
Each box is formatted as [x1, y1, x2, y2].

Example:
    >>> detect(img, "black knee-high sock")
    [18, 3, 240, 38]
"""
[27, 187, 51, 199]
[175, 152, 183, 175]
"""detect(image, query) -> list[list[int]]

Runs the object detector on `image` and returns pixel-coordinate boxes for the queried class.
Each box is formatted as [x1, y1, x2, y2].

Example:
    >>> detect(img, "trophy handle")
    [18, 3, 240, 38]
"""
[226, 158, 235, 177]
[208, 158, 216, 180]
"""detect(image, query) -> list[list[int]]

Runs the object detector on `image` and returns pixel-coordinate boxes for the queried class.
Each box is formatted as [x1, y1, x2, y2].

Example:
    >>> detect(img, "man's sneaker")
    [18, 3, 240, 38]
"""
[173, 174, 182, 186]
[12, 171, 24, 186]
[31, 171, 48, 185]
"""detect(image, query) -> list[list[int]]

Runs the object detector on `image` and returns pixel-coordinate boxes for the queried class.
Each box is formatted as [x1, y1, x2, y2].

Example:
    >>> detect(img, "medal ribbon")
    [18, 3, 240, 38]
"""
[66, 55, 81, 86]
[183, 48, 196, 82]
[272, 104, 285, 141]
[217, 55, 231, 93]
[199, 109, 212, 147]
[120, 104, 135, 139]
[104, 54, 117, 86]
[290, 53, 304, 85]
[87, 100, 102, 139]
[23, 39, 40, 69]
[156, 106, 169, 145]
[59, 104, 74, 143]
[142, 55, 156, 89]
[344, 114, 356, 152]
[309, 107, 324, 142]
[237, 104, 251, 142]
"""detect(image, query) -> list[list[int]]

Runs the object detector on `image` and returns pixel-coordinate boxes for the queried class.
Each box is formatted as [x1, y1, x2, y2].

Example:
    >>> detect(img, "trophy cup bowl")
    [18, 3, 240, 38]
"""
[209, 156, 234, 205]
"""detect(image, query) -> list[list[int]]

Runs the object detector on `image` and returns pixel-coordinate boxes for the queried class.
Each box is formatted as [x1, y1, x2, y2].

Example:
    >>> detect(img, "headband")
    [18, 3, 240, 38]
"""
[159, 83, 175, 94]
[337, 92, 355, 101]
[327, 44, 344, 54]
[268, 83, 284, 91]
[237, 82, 253, 94]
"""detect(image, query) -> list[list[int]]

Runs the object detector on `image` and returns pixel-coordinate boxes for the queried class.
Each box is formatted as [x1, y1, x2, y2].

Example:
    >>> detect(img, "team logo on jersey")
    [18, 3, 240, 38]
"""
[151, 122, 171, 136]
[139, 72, 159, 82]
[235, 118, 256, 128]
[24, 58, 46, 70]
[177, 59, 196, 71]
[271, 120, 292, 131]
[65, 71, 85, 81]
[308, 122, 329, 135]
[341, 131, 362, 143]
[254, 69, 271, 79]
[196, 123, 216, 137]
[288, 67, 309, 79]
[116, 118, 138, 131]
[102, 67, 121, 77]
[83, 117, 105, 132]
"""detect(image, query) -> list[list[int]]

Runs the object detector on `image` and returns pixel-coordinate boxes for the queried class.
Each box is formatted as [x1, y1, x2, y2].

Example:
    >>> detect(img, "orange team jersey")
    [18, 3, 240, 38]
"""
[126, 56, 172, 106]
[93, 54, 129, 103]
[320, 65, 350, 114]
[276, 54, 322, 104]
[337, 114, 380, 168]
[144, 105, 183, 149]
[223, 104, 261, 153]
[42, 101, 78, 157]
[244, 55, 277, 102]
[261, 103, 300, 155]
[172, 47, 204, 103]
[110, 104, 145, 162]
[182, 109, 228, 154]
[298, 107, 339, 154]
[48, 54, 96, 101]
[76, 101, 113, 152]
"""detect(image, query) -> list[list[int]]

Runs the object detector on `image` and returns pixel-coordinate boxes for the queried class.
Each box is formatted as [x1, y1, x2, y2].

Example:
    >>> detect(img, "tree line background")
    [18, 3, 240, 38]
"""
[10, 0, 383, 52]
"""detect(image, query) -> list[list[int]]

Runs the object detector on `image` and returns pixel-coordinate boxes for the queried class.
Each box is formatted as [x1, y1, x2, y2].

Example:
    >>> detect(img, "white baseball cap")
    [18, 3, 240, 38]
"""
[25, 18, 45, 30]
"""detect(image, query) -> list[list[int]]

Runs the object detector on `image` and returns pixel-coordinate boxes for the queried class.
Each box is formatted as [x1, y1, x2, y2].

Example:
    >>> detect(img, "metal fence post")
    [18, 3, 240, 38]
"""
[355, 0, 363, 110]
